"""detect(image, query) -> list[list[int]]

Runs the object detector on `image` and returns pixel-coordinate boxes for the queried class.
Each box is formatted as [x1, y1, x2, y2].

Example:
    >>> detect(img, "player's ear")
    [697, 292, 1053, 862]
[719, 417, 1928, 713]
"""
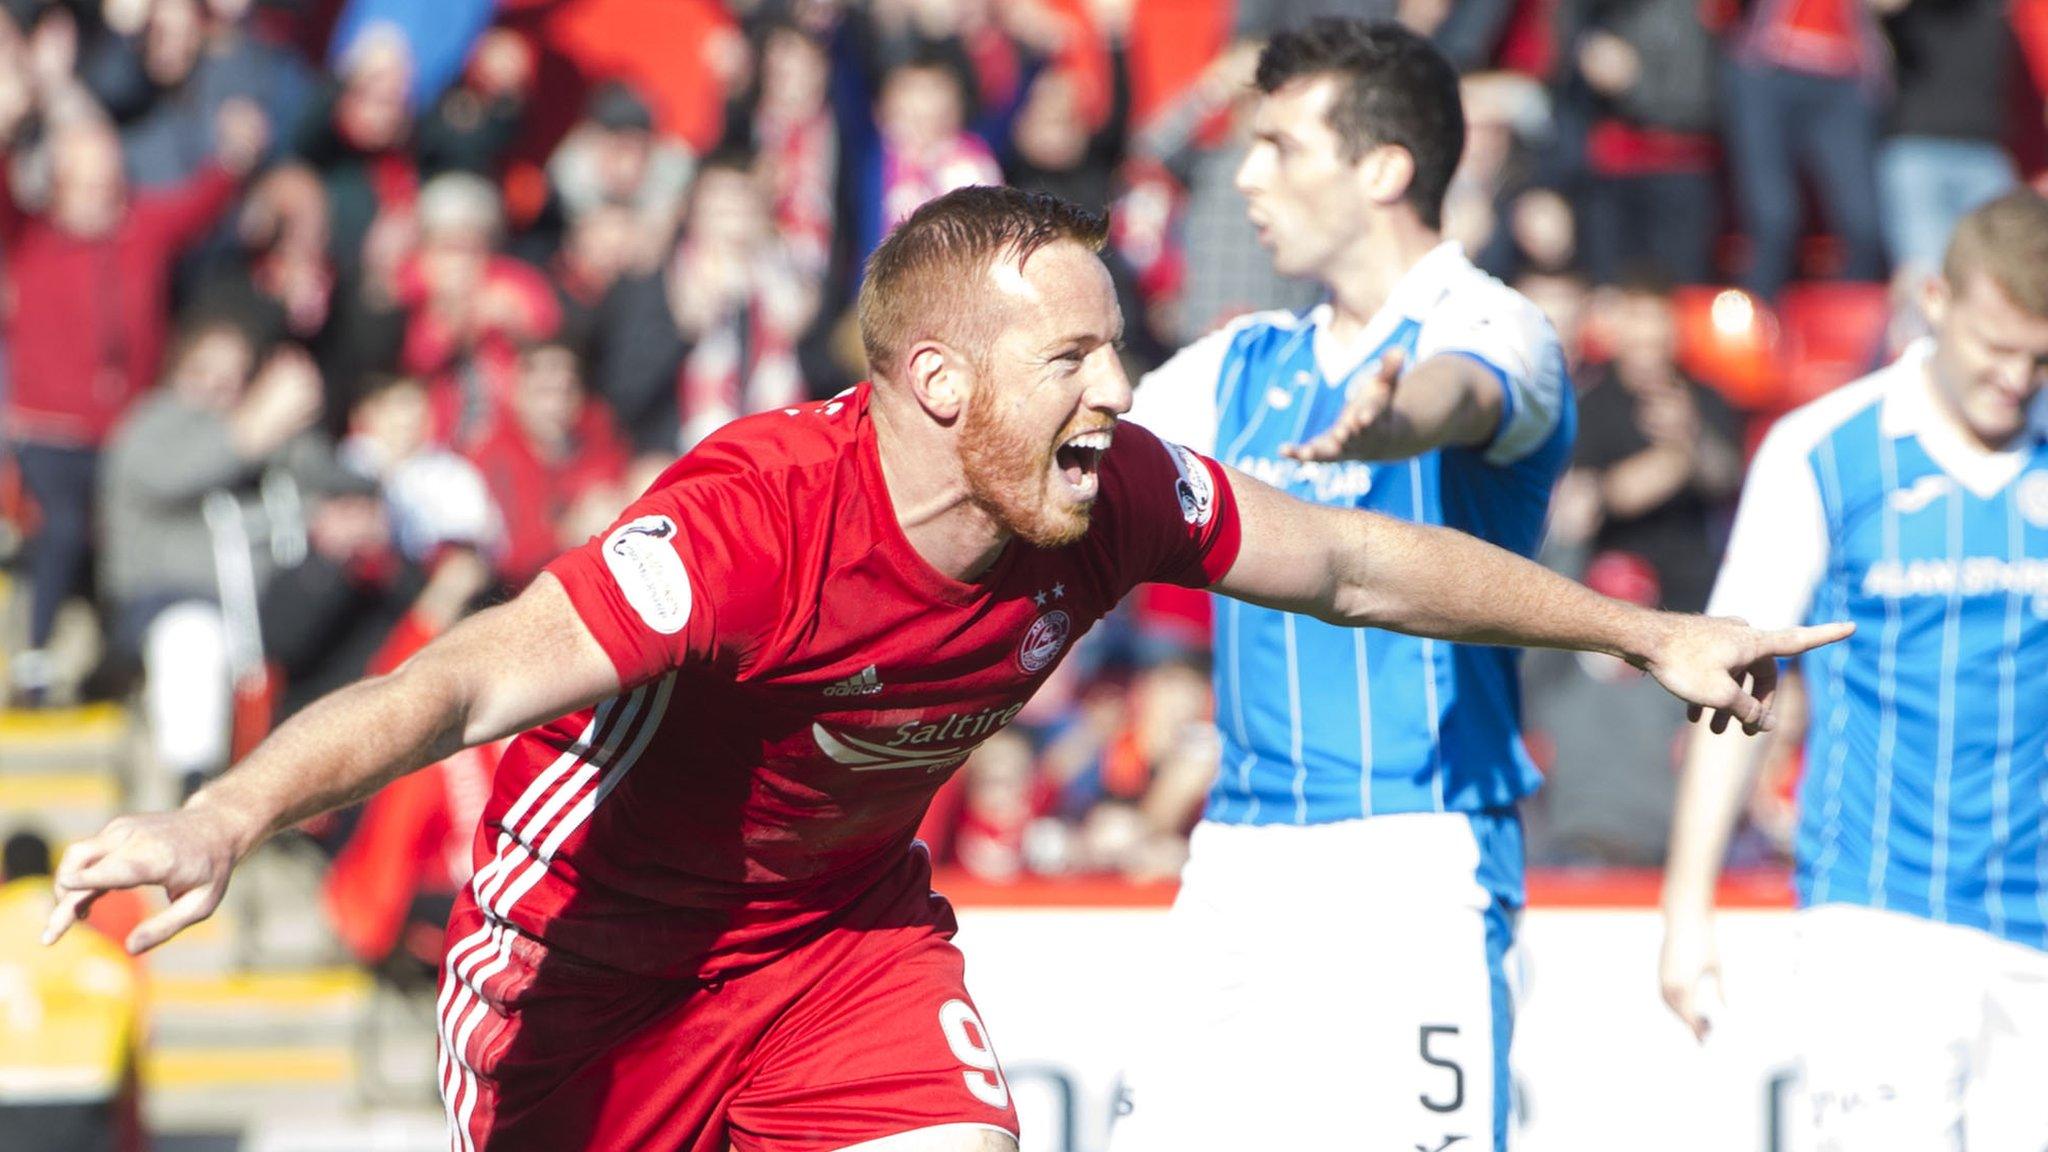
[904, 340, 969, 423]
[1359, 142, 1415, 209]
[1920, 272, 1952, 330]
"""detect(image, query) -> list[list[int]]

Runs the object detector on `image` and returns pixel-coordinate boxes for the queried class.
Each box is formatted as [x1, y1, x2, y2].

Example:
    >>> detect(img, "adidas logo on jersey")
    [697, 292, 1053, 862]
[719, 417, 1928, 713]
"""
[824, 664, 885, 697]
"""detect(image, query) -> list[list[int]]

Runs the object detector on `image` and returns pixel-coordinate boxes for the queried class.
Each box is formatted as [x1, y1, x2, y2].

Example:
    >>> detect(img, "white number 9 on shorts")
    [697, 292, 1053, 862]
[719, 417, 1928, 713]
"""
[938, 999, 1010, 1109]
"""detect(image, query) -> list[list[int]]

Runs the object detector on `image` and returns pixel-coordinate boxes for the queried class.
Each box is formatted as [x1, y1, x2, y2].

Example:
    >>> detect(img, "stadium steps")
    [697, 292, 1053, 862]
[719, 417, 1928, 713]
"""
[1, 701, 448, 1138]
[139, 839, 449, 1133]
[0, 702, 132, 775]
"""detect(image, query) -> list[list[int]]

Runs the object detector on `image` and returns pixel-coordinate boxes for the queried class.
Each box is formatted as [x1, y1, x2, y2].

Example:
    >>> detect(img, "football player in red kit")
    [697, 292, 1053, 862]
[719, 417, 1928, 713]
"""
[47, 187, 1847, 1152]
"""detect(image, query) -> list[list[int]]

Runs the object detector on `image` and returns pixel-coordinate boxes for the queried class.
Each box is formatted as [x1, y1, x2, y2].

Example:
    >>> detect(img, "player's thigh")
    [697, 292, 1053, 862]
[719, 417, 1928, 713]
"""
[437, 901, 746, 1152]
[1332, 896, 1510, 1152]
[1962, 933, 2048, 1152]
[1115, 895, 1508, 1150]
[1107, 859, 1269, 1151]
[726, 920, 1021, 1152]
[1792, 905, 1974, 1152]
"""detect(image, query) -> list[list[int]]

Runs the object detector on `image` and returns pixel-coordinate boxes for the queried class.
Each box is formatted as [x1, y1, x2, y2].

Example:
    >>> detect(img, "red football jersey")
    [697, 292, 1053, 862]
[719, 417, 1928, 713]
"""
[466, 384, 1242, 978]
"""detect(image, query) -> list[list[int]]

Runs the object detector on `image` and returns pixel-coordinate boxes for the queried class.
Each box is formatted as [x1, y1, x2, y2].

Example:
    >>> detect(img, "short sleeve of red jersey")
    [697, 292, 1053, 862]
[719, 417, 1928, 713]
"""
[1097, 422, 1243, 589]
[543, 465, 785, 687]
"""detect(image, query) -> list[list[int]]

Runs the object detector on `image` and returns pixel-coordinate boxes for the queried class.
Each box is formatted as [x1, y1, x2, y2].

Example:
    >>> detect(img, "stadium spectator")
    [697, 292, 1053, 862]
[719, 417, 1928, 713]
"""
[542, 80, 695, 269]
[395, 172, 559, 444]
[291, 23, 529, 278]
[83, 0, 278, 187]
[1065, 656, 1217, 880]
[192, 163, 339, 381]
[589, 153, 812, 462]
[0, 95, 265, 705]
[1522, 550, 1684, 866]
[463, 340, 628, 591]
[260, 373, 498, 719]
[945, 730, 1047, 882]
[1515, 264, 1593, 373]
[542, 201, 637, 361]
[726, 19, 838, 281]
[99, 324, 335, 797]
[1568, 276, 1742, 613]
[1556, 0, 1722, 285]
[0, 829, 144, 1152]
[1874, 0, 2020, 281]
[1442, 70, 1556, 277]
[1131, 41, 1319, 343]
[336, 374, 498, 570]
[873, 54, 1004, 243]
[1721, 0, 1887, 298]
[1000, 19, 1131, 215]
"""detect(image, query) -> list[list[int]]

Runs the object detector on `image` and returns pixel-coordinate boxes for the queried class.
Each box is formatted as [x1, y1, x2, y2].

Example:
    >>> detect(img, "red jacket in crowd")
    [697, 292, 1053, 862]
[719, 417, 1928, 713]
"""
[397, 254, 561, 445]
[464, 400, 627, 588]
[0, 166, 239, 446]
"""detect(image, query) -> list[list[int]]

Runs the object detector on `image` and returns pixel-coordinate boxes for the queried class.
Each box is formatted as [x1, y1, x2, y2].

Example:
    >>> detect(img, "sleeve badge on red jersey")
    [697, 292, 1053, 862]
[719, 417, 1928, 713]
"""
[1167, 442, 1215, 527]
[603, 514, 693, 634]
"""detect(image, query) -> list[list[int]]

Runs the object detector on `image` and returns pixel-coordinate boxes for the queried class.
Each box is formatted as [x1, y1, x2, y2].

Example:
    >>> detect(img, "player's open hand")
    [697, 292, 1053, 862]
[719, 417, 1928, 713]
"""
[1280, 349, 1404, 463]
[43, 805, 246, 955]
[1659, 908, 1722, 1042]
[1643, 616, 1854, 736]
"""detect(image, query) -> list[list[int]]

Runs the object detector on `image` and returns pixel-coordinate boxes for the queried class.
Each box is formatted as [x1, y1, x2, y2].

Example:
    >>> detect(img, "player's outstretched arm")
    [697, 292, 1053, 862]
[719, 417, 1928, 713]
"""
[1279, 350, 1503, 463]
[1210, 466, 1852, 734]
[44, 574, 622, 955]
[1657, 719, 1777, 1042]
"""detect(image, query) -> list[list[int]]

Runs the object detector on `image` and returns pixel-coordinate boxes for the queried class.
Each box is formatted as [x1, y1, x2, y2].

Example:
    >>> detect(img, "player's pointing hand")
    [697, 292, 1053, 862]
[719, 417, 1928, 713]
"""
[43, 805, 246, 955]
[1642, 618, 1855, 736]
[1281, 349, 1404, 462]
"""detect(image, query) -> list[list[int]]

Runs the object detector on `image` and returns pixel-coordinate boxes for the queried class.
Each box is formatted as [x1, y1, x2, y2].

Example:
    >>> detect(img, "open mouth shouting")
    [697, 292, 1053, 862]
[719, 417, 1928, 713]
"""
[1055, 425, 1115, 501]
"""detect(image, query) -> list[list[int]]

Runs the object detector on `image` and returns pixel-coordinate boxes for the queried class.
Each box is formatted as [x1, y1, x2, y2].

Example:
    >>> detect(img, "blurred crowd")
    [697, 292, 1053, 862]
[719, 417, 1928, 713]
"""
[1, 0, 2043, 967]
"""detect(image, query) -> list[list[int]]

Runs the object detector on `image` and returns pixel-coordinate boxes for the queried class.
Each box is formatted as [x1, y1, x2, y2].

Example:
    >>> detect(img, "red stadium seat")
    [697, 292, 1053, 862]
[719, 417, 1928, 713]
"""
[1672, 285, 1784, 410]
[1778, 282, 1892, 408]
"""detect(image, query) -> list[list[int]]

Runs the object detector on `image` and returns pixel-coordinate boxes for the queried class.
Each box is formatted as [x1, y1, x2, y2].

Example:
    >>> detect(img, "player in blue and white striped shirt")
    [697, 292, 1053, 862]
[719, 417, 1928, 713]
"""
[1661, 190, 2048, 1151]
[1113, 22, 1572, 1152]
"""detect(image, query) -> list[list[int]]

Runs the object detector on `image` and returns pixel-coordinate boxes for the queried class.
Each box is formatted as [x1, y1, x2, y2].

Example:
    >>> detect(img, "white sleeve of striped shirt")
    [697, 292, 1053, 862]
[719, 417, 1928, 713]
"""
[1704, 420, 1830, 629]
[1127, 323, 1243, 457]
[1413, 282, 1568, 467]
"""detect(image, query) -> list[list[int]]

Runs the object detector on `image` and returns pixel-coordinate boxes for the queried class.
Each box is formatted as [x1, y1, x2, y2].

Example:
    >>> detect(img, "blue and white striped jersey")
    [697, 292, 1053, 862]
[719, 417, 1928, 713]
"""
[1709, 340, 2048, 949]
[1127, 243, 1575, 824]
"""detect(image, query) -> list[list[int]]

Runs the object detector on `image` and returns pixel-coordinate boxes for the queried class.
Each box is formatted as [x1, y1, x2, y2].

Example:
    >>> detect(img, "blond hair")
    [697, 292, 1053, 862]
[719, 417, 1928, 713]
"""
[1944, 189, 2048, 317]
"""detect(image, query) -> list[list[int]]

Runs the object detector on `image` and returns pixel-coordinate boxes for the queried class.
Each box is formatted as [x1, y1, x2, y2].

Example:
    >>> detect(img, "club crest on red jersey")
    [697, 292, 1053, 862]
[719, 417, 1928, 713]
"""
[603, 514, 692, 634]
[1017, 609, 1072, 673]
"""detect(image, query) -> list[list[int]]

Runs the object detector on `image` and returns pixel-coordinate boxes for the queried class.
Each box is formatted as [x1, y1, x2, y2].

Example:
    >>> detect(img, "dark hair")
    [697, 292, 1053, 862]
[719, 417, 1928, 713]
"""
[3, 829, 51, 882]
[586, 80, 656, 134]
[858, 186, 1108, 379]
[681, 146, 761, 235]
[351, 372, 423, 406]
[1612, 261, 1676, 300]
[696, 145, 758, 179]
[1255, 19, 1465, 230]
[161, 310, 257, 382]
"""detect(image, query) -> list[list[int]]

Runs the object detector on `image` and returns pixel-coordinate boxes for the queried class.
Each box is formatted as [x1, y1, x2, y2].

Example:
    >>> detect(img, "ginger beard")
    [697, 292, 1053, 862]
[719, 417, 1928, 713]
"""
[959, 382, 1109, 549]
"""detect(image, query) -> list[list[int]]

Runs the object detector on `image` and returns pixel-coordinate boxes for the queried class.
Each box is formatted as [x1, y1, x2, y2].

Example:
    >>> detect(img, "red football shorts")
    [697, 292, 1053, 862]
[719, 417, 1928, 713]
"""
[434, 855, 1020, 1151]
